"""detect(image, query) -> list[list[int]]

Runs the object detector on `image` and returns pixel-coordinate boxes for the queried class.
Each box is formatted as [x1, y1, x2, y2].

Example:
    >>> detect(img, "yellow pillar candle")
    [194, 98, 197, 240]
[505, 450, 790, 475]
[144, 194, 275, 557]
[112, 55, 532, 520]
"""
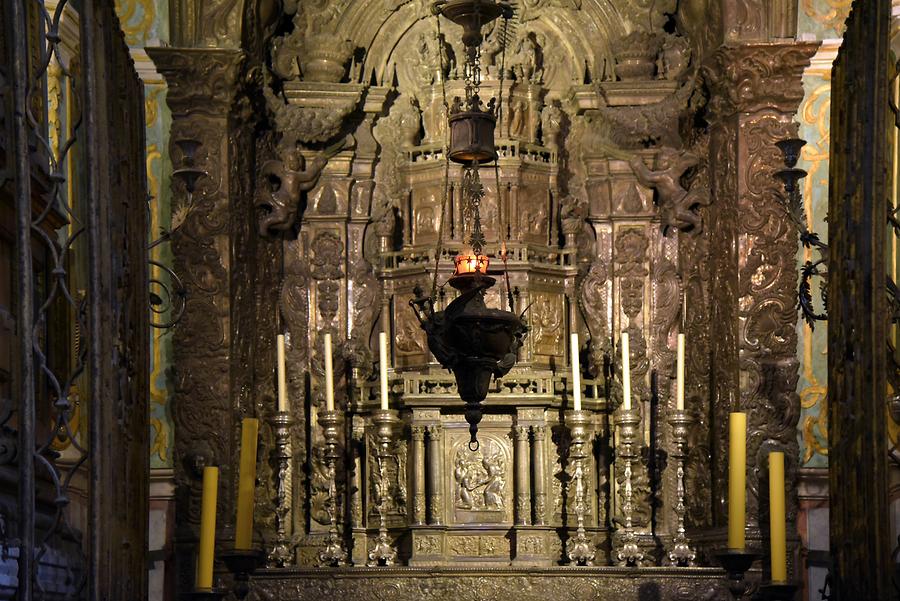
[324, 333, 334, 411]
[276, 335, 288, 412]
[621, 332, 631, 410]
[676, 333, 685, 411]
[234, 418, 259, 550]
[379, 332, 390, 410]
[728, 412, 747, 550]
[769, 451, 787, 582]
[570, 333, 581, 411]
[197, 466, 218, 590]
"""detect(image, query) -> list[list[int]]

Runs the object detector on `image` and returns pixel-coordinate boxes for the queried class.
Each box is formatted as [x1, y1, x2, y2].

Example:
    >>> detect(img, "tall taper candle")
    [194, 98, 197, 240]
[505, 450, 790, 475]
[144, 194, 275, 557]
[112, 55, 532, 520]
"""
[676, 333, 685, 411]
[621, 332, 631, 410]
[197, 466, 219, 590]
[324, 333, 334, 411]
[570, 333, 582, 411]
[769, 451, 787, 582]
[276, 334, 288, 412]
[379, 332, 389, 410]
[235, 418, 259, 549]
[728, 412, 747, 550]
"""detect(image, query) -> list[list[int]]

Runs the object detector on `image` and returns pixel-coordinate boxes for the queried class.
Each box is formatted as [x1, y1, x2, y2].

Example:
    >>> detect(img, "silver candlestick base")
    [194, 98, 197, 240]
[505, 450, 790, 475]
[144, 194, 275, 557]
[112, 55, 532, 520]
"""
[268, 411, 296, 567]
[614, 406, 644, 567]
[368, 409, 400, 566]
[318, 408, 349, 567]
[666, 409, 696, 566]
[564, 410, 595, 566]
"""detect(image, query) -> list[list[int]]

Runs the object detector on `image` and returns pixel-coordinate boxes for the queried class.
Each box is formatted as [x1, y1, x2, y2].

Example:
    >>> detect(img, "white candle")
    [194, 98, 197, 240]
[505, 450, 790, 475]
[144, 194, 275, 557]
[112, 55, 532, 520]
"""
[621, 332, 631, 410]
[379, 332, 389, 410]
[324, 333, 334, 411]
[276, 334, 288, 412]
[676, 333, 685, 411]
[570, 333, 581, 411]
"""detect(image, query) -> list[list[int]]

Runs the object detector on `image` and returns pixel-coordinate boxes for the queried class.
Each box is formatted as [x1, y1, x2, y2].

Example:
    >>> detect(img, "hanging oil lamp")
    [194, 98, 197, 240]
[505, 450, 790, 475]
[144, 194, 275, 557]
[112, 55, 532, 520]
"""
[412, 0, 525, 450]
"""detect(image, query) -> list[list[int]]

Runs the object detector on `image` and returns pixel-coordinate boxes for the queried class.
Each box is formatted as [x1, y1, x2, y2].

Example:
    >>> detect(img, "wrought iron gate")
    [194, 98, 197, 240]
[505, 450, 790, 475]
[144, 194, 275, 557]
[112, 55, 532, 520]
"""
[1, 0, 149, 599]
[828, 0, 900, 598]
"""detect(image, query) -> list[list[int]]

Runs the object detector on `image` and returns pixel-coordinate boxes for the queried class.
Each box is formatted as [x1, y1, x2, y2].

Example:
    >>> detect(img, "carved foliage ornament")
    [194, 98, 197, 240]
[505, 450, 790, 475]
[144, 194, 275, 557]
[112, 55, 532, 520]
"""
[701, 43, 818, 118]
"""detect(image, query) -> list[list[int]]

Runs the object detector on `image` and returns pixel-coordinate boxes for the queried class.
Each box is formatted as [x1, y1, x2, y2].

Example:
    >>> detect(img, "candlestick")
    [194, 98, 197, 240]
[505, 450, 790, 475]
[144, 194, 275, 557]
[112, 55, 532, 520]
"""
[220, 548, 265, 600]
[368, 409, 400, 566]
[235, 418, 259, 550]
[614, 406, 644, 566]
[565, 409, 594, 565]
[267, 411, 296, 567]
[666, 409, 696, 566]
[570, 333, 582, 411]
[197, 466, 219, 590]
[324, 333, 335, 411]
[621, 332, 631, 410]
[757, 582, 799, 601]
[676, 333, 685, 411]
[769, 451, 787, 582]
[379, 332, 389, 410]
[715, 549, 761, 600]
[318, 408, 348, 566]
[728, 412, 747, 550]
[276, 335, 288, 412]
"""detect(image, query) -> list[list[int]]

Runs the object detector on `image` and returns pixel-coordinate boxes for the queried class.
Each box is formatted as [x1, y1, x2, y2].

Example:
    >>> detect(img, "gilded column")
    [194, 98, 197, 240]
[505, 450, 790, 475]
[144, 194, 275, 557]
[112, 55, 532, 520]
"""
[427, 424, 444, 526]
[411, 424, 427, 525]
[147, 46, 252, 592]
[515, 425, 531, 525]
[532, 424, 547, 526]
[701, 42, 817, 553]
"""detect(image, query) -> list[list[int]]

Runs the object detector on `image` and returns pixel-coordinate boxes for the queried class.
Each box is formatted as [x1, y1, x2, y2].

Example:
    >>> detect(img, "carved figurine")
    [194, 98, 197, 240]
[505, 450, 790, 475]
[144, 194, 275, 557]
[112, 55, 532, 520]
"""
[626, 148, 710, 234]
[482, 453, 504, 509]
[257, 136, 349, 236]
[540, 103, 562, 149]
[511, 33, 543, 83]
[415, 31, 453, 86]
[396, 95, 422, 148]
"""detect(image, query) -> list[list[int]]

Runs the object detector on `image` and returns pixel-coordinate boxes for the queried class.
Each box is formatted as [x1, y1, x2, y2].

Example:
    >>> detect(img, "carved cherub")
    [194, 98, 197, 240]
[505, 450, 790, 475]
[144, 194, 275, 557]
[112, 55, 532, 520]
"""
[625, 147, 710, 234]
[257, 136, 349, 236]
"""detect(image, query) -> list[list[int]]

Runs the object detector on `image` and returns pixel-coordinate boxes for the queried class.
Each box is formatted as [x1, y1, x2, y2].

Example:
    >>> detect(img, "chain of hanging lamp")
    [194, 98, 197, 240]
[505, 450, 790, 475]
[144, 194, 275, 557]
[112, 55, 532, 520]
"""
[429, 2, 511, 300]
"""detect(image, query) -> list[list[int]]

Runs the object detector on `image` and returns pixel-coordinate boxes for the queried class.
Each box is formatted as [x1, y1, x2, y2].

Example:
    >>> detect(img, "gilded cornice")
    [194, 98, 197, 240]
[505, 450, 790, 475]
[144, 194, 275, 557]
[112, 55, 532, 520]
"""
[146, 47, 245, 116]
[701, 42, 819, 118]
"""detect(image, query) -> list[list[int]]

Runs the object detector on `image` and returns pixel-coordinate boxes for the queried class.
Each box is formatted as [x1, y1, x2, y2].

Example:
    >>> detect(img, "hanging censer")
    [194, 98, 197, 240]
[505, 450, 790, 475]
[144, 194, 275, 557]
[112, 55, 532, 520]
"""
[411, 0, 526, 451]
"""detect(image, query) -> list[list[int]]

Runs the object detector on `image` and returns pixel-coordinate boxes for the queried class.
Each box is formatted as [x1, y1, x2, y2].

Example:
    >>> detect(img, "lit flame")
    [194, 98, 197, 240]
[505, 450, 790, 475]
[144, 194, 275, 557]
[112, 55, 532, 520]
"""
[454, 253, 490, 275]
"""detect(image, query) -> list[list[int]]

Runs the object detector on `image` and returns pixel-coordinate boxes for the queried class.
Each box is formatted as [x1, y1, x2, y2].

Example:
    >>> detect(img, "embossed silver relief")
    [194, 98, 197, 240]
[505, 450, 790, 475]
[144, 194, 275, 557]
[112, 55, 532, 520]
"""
[453, 439, 507, 512]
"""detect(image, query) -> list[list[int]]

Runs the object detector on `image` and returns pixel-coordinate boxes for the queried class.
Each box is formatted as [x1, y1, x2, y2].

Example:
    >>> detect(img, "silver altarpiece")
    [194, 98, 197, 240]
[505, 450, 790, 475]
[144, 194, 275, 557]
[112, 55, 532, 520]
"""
[149, 0, 814, 598]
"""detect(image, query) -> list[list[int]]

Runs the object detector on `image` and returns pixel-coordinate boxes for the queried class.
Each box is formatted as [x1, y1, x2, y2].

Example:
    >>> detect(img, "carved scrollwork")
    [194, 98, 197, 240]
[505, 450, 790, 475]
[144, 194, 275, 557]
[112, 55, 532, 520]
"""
[702, 43, 818, 119]
[593, 79, 698, 149]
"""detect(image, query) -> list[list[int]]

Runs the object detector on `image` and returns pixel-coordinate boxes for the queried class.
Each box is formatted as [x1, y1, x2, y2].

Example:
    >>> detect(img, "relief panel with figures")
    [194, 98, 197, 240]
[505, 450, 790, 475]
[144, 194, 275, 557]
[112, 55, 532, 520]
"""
[449, 430, 513, 524]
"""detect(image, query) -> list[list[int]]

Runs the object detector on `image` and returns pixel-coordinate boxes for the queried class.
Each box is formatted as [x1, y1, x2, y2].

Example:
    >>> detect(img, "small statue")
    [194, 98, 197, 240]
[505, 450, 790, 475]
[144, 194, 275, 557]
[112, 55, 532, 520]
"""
[626, 147, 710, 234]
[508, 99, 527, 138]
[540, 103, 563, 149]
[511, 33, 543, 83]
[396, 95, 422, 148]
[257, 136, 349, 236]
[415, 31, 453, 86]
